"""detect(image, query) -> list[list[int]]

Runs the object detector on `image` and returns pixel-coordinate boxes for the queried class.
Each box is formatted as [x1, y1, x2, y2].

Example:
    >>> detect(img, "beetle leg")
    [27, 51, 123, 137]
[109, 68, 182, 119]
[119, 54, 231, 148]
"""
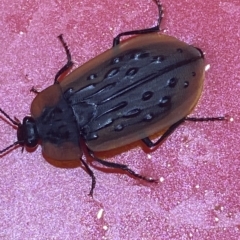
[142, 116, 226, 149]
[142, 118, 186, 148]
[79, 157, 96, 196]
[88, 149, 157, 183]
[112, 0, 163, 46]
[54, 34, 74, 84]
[185, 117, 226, 122]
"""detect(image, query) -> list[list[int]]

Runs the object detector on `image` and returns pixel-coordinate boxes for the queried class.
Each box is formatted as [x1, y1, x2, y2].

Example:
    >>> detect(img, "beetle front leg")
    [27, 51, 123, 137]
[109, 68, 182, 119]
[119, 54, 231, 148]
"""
[54, 34, 74, 84]
[88, 149, 157, 183]
[142, 116, 226, 149]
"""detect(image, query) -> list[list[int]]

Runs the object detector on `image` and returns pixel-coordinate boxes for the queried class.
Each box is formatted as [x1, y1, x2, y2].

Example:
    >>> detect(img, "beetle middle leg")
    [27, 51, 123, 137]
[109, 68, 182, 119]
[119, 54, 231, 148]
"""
[87, 149, 157, 183]
[79, 157, 96, 196]
[142, 116, 226, 149]
[54, 34, 74, 84]
[112, 0, 163, 46]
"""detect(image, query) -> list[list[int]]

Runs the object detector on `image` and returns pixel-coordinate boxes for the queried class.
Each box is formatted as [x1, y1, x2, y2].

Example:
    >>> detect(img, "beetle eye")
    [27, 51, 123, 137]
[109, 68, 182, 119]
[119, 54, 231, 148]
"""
[26, 138, 39, 148]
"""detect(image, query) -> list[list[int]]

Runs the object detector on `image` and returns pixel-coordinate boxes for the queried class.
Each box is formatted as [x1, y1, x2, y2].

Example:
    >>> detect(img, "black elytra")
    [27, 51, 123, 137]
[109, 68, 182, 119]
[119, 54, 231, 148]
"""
[0, 0, 225, 196]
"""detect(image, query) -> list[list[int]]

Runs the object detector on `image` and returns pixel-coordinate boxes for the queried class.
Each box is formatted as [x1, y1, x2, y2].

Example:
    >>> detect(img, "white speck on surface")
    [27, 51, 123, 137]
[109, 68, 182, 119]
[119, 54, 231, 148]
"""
[103, 225, 108, 231]
[97, 208, 104, 219]
[205, 64, 211, 71]
[160, 177, 165, 182]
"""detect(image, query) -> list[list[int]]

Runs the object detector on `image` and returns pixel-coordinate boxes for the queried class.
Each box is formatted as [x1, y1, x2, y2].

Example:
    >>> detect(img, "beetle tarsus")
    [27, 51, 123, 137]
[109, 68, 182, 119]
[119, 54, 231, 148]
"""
[54, 34, 74, 84]
[112, 0, 163, 47]
[123, 167, 158, 183]
[79, 157, 96, 196]
[185, 116, 226, 122]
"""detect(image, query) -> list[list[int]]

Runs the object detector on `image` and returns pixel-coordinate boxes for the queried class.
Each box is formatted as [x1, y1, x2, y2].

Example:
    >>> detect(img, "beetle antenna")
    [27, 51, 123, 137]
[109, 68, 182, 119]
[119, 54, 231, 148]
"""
[0, 141, 20, 154]
[0, 108, 20, 126]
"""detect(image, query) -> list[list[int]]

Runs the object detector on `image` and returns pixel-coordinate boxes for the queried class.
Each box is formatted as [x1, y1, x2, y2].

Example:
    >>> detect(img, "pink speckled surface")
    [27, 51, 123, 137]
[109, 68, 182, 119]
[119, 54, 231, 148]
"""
[0, 0, 239, 239]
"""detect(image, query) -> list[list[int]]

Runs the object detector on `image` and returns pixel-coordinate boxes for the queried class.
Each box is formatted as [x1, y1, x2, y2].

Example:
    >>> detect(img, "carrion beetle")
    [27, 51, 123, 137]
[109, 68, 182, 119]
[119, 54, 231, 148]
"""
[0, 0, 225, 195]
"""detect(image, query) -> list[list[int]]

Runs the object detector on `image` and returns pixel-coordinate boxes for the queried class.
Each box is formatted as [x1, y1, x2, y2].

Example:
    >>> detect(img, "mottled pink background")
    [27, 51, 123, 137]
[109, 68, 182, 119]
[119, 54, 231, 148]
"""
[0, 0, 239, 239]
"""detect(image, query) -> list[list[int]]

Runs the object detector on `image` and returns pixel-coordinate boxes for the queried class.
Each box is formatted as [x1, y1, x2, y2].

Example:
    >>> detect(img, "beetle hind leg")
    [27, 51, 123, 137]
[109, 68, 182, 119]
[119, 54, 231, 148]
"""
[88, 149, 157, 183]
[54, 34, 74, 84]
[142, 118, 186, 149]
[112, 0, 163, 46]
[142, 116, 226, 149]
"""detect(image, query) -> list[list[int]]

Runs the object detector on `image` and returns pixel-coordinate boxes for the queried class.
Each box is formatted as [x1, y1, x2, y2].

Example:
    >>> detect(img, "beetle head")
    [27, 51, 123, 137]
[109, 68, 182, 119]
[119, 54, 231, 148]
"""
[0, 108, 39, 154]
[17, 116, 39, 148]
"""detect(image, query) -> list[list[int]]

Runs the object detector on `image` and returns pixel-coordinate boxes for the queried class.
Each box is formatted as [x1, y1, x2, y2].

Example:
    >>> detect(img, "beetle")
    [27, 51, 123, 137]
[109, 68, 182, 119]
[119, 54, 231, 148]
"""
[0, 0, 224, 195]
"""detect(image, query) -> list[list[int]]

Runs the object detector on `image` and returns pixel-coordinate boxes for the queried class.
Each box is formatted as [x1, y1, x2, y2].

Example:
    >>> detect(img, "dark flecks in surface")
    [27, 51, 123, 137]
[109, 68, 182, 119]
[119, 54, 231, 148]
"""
[87, 73, 98, 80]
[114, 124, 124, 131]
[167, 77, 178, 88]
[158, 96, 171, 107]
[142, 91, 154, 101]
[184, 81, 189, 88]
